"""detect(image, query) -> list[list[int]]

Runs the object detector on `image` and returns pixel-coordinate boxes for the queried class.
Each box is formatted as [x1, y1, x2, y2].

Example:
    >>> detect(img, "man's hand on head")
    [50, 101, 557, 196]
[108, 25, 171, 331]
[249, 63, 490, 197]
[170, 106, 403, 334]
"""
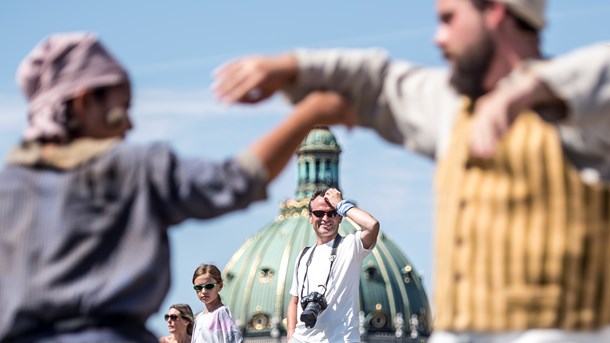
[324, 188, 343, 209]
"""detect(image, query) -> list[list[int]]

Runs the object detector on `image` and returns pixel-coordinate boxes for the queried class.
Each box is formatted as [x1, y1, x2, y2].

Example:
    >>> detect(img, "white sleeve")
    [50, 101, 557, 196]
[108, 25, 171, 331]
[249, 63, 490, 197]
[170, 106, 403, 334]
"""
[533, 44, 610, 182]
[534, 43, 610, 126]
[289, 249, 304, 297]
[352, 231, 372, 260]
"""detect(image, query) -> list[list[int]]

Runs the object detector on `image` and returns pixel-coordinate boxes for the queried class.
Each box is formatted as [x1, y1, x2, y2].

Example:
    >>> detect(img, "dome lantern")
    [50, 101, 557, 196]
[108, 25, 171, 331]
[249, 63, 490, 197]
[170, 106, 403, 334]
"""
[295, 125, 341, 200]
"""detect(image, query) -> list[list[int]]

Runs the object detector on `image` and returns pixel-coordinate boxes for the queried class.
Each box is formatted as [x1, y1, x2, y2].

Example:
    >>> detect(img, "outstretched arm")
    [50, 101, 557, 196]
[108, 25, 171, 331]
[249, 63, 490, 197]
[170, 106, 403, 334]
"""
[213, 49, 458, 159]
[213, 53, 298, 104]
[324, 188, 380, 250]
[154, 92, 355, 224]
[246, 92, 356, 183]
[470, 73, 564, 158]
[470, 43, 610, 158]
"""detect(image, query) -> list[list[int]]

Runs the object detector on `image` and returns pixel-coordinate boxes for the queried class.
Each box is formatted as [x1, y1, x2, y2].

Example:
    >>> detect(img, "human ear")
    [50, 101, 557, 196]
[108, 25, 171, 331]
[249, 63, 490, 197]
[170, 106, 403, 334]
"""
[484, 1, 507, 30]
[70, 89, 97, 120]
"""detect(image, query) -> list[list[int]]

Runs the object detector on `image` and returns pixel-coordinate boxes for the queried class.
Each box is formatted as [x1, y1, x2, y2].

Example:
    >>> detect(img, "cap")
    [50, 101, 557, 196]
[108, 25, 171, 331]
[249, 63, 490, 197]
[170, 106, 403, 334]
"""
[496, 0, 545, 30]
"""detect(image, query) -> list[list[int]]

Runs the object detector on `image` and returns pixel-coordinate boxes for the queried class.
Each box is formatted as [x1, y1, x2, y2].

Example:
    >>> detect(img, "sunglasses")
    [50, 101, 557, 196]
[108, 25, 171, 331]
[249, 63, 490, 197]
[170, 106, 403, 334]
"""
[164, 314, 182, 321]
[311, 210, 339, 218]
[193, 283, 218, 292]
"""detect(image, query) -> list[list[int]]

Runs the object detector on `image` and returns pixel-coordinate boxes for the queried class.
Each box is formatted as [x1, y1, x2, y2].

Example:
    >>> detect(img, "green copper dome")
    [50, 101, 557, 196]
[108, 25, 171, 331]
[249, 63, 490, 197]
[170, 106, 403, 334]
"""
[222, 127, 432, 341]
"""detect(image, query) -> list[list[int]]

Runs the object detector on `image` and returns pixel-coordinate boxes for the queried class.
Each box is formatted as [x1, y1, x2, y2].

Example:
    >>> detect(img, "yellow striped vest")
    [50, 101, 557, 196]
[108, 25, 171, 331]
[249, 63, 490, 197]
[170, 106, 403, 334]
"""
[434, 100, 610, 331]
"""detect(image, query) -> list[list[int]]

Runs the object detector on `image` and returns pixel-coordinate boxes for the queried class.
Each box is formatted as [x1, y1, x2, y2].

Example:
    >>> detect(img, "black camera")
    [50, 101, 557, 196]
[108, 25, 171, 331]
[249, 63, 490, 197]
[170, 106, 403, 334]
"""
[300, 291, 328, 328]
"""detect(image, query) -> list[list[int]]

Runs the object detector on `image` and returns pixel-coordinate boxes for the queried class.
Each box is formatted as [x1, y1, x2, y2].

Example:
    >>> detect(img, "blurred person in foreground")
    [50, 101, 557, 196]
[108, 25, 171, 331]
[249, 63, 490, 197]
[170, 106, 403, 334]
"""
[159, 304, 194, 343]
[0, 32, 354, 342]
[212, 0, 610, 342]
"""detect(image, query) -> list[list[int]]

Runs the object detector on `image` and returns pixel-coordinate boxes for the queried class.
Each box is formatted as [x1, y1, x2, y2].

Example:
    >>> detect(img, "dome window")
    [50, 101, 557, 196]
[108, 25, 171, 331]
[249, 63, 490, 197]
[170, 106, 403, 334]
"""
[365, 264, 377, 280]
[370, 312, 387, 328]
[259, 267, 274, 283]
[402, 265, 413, 284]
[251, 313, 269, 331]
[225, 272, 235, 282]
[368, 305, 388, 329]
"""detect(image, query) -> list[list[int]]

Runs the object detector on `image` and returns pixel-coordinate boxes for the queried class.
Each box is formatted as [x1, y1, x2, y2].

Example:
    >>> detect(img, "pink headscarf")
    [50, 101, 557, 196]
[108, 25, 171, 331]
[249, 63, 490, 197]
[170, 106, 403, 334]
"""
[16, 32, 130, 142]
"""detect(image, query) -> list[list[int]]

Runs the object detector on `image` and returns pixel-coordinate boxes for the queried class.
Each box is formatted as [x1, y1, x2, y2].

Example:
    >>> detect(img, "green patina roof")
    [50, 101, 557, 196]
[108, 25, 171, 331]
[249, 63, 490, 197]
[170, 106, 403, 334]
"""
[297, 125, 342, 154]
[221, 127, 432, 338]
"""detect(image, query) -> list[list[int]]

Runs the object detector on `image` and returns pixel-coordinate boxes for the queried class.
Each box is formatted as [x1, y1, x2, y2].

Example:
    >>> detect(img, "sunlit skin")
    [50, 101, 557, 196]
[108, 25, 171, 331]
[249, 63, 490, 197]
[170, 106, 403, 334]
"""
[193, 274, 223, 312]
[434, 0, 499, 100]
[164, 308, 189, 340]
[309, 195, 342, 245]
[434, 0, 487, 69]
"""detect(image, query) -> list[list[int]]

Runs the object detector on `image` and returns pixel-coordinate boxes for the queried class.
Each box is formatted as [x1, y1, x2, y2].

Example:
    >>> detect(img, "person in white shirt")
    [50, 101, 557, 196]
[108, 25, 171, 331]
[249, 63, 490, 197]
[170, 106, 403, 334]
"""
[287, 188, 380, 343]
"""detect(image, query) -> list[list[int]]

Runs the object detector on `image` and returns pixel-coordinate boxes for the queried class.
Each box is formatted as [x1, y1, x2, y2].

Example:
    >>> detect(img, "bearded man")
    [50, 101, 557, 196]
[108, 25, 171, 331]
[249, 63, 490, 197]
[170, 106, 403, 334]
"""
[212, 0, 610, 342]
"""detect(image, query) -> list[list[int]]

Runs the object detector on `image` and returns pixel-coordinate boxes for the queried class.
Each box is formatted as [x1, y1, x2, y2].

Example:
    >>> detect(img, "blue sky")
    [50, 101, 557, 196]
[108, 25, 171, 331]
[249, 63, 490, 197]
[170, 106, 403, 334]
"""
[1, 0, 609, 337]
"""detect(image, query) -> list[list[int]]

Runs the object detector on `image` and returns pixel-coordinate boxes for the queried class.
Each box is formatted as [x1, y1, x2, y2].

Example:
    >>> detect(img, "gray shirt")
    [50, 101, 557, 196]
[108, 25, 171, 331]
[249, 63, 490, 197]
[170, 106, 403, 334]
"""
[0, 140, 267, 341]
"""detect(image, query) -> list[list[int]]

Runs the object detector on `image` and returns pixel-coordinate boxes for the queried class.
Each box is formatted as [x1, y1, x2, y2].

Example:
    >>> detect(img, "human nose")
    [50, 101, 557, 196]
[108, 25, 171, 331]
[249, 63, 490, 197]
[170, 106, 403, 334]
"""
[434, 25, 448, 48]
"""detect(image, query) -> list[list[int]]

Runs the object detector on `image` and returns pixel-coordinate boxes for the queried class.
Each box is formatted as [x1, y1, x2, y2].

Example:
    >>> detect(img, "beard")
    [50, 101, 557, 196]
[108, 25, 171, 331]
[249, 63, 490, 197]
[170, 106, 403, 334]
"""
[448, 30, 496, 101]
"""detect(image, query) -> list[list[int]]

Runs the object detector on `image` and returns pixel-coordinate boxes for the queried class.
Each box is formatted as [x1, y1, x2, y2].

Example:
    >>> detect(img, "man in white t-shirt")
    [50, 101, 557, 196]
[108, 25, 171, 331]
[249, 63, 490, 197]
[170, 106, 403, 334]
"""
[287, 188, 380, 343]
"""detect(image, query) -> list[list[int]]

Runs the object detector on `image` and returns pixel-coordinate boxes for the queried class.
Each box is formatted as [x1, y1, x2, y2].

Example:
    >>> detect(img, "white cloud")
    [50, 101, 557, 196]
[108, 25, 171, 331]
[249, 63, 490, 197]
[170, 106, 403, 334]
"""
[131, 53, 238, 76]
[0, 93, 27, 151]
[133, 88, 291, 119]
[128, 26, 434, 77]
[314, 26, 433, 47]
[0, 93, 27, 128]
[549, 4, 610, 20]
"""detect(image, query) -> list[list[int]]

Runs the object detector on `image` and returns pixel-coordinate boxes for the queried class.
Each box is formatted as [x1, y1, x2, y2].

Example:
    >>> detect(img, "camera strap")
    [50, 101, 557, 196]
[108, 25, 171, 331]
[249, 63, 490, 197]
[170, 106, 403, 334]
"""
[300, 234, 343, 299]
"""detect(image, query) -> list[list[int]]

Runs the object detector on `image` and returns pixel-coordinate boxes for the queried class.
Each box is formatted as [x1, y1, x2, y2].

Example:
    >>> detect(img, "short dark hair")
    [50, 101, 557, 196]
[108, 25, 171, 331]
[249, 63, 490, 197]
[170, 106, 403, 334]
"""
[308, 188, 329, 213]
[469, 0, 487, 10]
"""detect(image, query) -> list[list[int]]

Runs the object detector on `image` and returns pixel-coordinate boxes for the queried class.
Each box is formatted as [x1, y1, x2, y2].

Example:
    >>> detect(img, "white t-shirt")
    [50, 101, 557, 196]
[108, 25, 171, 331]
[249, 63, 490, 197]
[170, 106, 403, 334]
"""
[289, 231, 372, 342]
[192, 305, 243, 343]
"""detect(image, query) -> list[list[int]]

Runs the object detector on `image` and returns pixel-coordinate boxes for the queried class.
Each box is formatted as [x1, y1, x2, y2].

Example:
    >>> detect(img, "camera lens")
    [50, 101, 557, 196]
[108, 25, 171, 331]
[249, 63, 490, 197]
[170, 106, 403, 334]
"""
[300, 292, 328, 328]
[301, 302, 322, 328]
